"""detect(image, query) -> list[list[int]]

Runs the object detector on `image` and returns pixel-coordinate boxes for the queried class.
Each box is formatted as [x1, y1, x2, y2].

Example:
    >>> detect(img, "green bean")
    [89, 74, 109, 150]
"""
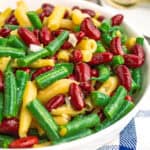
[91, 91, 110, 107]
[96, 41, 106, 53]
[17, 48, 48, 67]
[0, 134, 14, 148]
[0, 38, 8, 46]
[5, 24, 34, 31]
[53, 129, 93, 145]
[27, 99, 60, 140]
[112, 55, 124, 66]
[59, 113, 99, 137]
[73, 25, 80, 32]
[27, 11, 42, 29]
[91, 65, 110, 82]
[104, 86, 127, 119]
[132, 68, 142, 90]
[8, 35, 27, 50]
[17, 31, 69, 67]
[54, 62, 74, 74]
[15, 70, 29, 115]
[3, 66, 17, 118]
[0, 46, 25, 58]
[36, 65, 73, 89]
[46, 30, 69, 56]
[99, 19, 111, 33]
[0, 92, 4, 122]
[102, 33, 112, 45]
[130, 79, 139, 95]
[136, 37, 144, 46]
[95, 100, 134, 131]
[121, 34, 127, 44]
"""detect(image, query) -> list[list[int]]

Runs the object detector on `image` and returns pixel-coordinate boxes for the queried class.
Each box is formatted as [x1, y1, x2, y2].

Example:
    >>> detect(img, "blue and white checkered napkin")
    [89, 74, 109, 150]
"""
[97, 99, 150, 150]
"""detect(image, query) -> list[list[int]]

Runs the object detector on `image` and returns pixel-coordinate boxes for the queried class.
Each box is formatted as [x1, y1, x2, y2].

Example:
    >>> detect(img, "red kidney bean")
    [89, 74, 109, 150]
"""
[64, 10, 69, 18]
[81, 8, 96, 17]
[68, 74, 77, 80]
[91, 69, 99, 77]
[71, 50, 82, 63]
[9, 136, 38, 148]
[111, 14, 124, 26]
[43, 8, 52, 17]
[90, 52, 113, 65]
[45, 94, 65, 111]
[97, 109, 106, 122]
[39, 5, 54, 21]
[79, 81, 92, 93]
[39, 12, 46, 21]
[0, 118, 19, 136]
[42, 3, 54, 10]
[52, 29, 64, 37]
[125, 95, 134, 102]
[5, 13, 18, 25]
[39, 3, 54, 21]
[72, 6, 80, 10]
[97, 15, 105, 22]
[124, 54, 144, 68]
[33, 29, 40, 41]
[61, 41, 73, 49]
[0, 70, 4, 91]
[116, 65, 132, 91]
[69, 83, 85, 110]
[0, 28, 11, 37]
[131, 44, 145, 59]
[75, 62, 91, 82]
[81, 18, 101, 40]
[40, 27, 52, 46]
[110, 37, 124, 55]
[31, 66, 53, 80]
[75, 31, 85, 43]
[18, 28, 40, 46]
[42, 3, 54, 16]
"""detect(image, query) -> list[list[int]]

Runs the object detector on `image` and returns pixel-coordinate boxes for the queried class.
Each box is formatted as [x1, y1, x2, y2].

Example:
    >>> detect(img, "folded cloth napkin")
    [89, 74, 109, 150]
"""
[96, 98, 150, 150]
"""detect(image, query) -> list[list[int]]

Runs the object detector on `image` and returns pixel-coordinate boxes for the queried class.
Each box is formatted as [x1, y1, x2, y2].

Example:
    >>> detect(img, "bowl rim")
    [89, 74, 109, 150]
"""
[1, 0, 149, 149]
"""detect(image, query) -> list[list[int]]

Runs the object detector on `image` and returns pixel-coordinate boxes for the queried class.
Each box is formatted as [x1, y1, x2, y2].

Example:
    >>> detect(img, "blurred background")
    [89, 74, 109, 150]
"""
[88, 0, 150, 39]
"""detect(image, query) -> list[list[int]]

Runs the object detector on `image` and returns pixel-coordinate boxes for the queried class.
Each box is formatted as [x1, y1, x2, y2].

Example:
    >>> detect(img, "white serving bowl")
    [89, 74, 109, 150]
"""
[0, 0, 149, 149]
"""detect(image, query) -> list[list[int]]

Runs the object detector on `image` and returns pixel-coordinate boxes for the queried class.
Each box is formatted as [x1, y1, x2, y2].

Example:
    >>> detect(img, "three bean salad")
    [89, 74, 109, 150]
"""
[0, 0, 145, 148]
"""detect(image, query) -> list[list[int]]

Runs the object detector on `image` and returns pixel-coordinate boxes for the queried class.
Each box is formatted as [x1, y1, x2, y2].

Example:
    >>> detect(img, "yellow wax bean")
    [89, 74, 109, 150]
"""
[29, 59, 55, 68]
[77, 38, 97, 52]
[0, 8, 12, 27]
[14, 5, 31, 27]
[19, 81, 37, 138]
[81, 50, 93, 62]
[51, 105, 85, 117]
[48, 6, 66, 31]
[17, 0, 28, 12]
[38, 79, 77, 103]
[0, 57, 11, 72]
[36, 8, 43, 14]
[12, 59, 55, 68]
[10, 29, 19, 36]
[85, 97, 94, 112]
[98, 76, 119, 96]
[57, 50, 70, 62]
[126, 37, 136, 49]
[92, 18, 101, 27]
[60, 19, 74, 30]
[72, 9, 89, 25]
[53, 114, 71, 125]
